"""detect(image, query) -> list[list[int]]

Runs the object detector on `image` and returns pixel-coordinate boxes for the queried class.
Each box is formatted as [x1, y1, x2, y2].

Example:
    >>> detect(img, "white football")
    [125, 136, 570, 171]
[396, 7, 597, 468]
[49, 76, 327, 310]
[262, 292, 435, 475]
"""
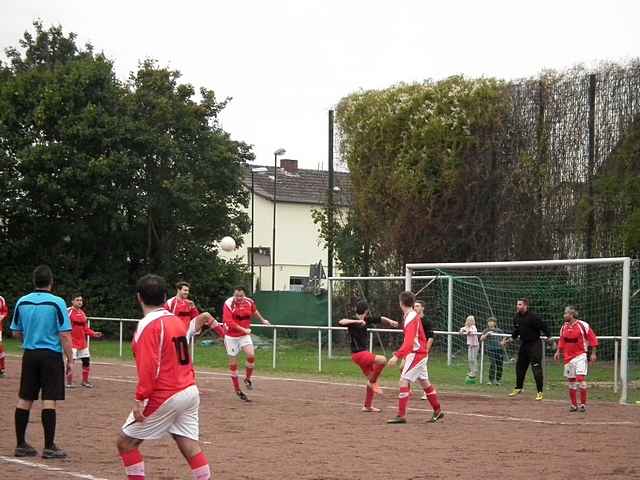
[220, 236, 236, 252]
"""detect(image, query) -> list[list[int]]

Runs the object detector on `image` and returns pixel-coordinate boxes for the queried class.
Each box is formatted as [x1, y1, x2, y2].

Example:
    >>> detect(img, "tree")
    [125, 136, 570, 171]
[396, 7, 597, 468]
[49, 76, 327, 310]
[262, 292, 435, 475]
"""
[0, 22, 251, 324]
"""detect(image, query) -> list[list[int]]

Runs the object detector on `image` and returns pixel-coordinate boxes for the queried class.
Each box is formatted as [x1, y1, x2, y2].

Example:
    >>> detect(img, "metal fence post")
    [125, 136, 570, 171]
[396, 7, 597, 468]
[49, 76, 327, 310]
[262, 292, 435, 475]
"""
[119, 321, 123, 357]
[614, 339, 619, 394]
[318, 330, 322, 372]
[272, 328, 277, 369]
[479, 340, 485, 384]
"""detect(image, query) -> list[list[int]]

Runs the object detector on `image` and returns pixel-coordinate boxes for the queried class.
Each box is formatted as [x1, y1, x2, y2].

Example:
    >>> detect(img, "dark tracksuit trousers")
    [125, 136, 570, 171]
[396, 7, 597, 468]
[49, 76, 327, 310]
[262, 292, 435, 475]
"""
[515, 339, 544, 392]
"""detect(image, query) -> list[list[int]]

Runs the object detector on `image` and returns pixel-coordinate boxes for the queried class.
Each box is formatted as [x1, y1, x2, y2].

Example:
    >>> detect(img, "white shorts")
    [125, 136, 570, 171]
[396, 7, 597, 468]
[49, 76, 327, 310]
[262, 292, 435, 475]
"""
[400, 353, 429, 383]
[224, 335, 253, 357]
[564, 353, 588, 378]
[121, 385, 200, 441]
[72, 348, 90, 360]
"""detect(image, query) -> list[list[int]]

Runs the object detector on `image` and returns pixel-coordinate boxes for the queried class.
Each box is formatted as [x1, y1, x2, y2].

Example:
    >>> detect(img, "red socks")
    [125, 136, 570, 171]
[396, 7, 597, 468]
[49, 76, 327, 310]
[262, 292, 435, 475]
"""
[568, 379, 577, 406]
[423, 384, 441, 412]
[230, 365, 240, 392]
[579, 386, 587, 405]
[0, 344, 5, 371]
[188, 452, 211, 480]
[398, 386, 410, 417]
[364, 385, 375, 408]
[82, 366, 90, 383]
[245, 355, 255, 381]
[120, 449, 145, 479]
[370, 363, 385, 384]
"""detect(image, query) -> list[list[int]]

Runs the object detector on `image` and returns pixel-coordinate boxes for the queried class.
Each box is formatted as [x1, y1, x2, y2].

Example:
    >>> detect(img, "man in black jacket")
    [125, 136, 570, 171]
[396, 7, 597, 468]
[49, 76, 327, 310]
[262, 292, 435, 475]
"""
[502, 298, 552, 401]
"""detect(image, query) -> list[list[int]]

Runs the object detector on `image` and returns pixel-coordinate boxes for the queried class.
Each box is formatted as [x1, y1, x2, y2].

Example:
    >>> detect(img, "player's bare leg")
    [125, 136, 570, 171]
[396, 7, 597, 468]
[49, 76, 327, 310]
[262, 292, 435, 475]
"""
[173, 434, 211, 479]
[367, 355, 386, 395]
[418, 378, 444, 422]
[117, 433, 145, 479]
[387, 378, 411, 424]
[242, 344, 256, 390]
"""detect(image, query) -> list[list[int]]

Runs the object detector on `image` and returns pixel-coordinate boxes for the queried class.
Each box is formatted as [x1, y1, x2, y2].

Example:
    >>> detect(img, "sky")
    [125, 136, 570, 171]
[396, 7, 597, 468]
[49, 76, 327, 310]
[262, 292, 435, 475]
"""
[1, 0, 639, 170]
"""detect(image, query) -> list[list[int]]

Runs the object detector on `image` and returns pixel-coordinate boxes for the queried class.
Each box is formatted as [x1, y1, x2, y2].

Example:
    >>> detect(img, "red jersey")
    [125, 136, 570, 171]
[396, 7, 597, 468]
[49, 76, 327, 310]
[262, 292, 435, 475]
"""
[68, 306, 98, 350]
[132, 309, 196, 416]
[0, 296, 8, 321]
[222, 296, 256, 338]
[394, 310, 427, 359]
[558, 320, 598, 364]
[164, 296, 200, 328]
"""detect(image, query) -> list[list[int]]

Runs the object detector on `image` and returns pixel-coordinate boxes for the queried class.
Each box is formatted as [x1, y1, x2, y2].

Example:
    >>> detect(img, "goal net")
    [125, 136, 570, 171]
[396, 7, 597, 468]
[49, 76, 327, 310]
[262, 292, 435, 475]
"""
[406, 258, 637, 404]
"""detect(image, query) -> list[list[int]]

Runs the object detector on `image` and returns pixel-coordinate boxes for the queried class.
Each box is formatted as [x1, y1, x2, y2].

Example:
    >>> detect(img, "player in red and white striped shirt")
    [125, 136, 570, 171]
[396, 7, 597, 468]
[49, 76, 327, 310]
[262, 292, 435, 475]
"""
[554, 306, 598, 412]
[386, 291, 444, 424]
[117, 274, 214, 480]
[66, 294, 102, 388]
[0, 294, 8, 377]
[222, 286, 271, 401]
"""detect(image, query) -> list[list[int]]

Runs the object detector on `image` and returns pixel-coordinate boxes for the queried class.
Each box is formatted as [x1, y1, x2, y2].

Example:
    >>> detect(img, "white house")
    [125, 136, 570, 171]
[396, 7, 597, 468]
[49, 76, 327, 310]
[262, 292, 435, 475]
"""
[220, 159, 351, 291]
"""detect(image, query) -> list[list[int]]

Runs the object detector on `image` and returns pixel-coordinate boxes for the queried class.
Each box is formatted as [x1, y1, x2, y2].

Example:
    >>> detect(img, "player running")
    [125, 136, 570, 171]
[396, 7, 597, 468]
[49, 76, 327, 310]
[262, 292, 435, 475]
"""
[0, 294, 8, 377]
[66, 294, 102, 388]
[117, 274, 214, 480]
[222, 286, 271, 401]
[554, 306, 598, 412]
[338, 300, 398, 412]
[387, 291, 444, 424]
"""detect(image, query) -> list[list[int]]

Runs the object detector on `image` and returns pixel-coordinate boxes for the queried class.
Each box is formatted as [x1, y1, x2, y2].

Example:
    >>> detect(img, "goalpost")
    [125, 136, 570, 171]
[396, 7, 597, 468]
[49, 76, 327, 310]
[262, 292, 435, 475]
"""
[405, 257, 632, 404]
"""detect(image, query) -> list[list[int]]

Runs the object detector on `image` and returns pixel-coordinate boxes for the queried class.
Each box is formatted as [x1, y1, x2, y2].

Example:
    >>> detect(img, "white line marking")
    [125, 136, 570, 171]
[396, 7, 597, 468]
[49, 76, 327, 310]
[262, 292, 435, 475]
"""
[0, 456, 111, 480]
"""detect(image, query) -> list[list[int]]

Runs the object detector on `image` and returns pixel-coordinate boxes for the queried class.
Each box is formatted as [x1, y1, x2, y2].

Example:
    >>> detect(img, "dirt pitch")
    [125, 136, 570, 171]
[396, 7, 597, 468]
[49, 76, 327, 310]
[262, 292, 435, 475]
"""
[1, 356, 639, 480]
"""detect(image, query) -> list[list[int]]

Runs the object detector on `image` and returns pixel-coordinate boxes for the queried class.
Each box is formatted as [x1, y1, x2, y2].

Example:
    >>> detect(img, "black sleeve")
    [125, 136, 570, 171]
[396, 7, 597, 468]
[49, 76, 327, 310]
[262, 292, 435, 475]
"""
[536, 314, 551, 338]
[511, 314, 520, 339]
[422, 318, 434, 339]
[366, 315, 382, 326]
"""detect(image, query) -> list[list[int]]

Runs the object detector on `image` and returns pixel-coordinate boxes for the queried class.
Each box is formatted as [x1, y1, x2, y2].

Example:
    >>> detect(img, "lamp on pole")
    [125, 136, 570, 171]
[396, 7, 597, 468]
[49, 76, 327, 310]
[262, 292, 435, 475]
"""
[250, 166, 267, 294]
[272, 148, 286, 291]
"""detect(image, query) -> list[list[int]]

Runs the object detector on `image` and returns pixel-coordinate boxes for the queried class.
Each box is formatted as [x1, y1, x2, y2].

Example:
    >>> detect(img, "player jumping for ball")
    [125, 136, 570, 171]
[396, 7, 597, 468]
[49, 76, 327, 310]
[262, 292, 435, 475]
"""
[338, 300, 398, 412]
[554, 306, 598, 412]
[387, 291, 444, 424]
[222, 286, 271, 401]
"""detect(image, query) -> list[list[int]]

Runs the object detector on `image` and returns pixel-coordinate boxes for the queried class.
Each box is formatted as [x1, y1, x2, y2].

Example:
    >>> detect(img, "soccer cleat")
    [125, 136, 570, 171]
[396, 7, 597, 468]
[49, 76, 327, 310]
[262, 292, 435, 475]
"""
[508, 388, 522, 397]
[15, 443, 37, 457]
[420, 393, 427, 400]
[42, 444, 67, 459]
[569, 405, 578, 412]
[81, 382, 95, 388]
[0, 371, 7, 378]
[386, 416, 407, 424]
[361, 406, 381, 413]
[236, 391, 251, 402]
[430, 410, 445, 423]
[535, 392, 544, 401]
[243, 378, 253, 390]
[65, 384, 77, 389]
[579, 405, 586, 413]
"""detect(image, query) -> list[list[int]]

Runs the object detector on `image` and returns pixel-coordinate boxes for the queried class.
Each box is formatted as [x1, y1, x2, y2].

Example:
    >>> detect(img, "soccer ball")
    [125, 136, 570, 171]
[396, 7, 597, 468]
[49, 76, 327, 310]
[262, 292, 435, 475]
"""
[220, 236, 236, 252]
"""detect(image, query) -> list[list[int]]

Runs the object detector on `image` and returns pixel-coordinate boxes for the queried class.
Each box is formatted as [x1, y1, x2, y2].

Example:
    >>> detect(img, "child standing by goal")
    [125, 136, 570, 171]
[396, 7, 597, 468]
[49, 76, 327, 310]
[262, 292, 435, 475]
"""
[460, 315, 479, 384]
[387, 291, 444, 424]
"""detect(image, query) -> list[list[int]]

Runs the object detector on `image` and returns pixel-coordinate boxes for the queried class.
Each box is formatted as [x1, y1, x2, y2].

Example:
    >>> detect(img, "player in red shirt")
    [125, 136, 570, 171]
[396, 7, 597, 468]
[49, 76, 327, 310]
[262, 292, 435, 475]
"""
[554, 306, 598, 412]
[386, 291, 444, 424]
[164, 281, 200, 328]
[66, 294, 102, 388]
[222, 286, 271, 401]
[117, 274, 214, 480]
[0, 295, 8, 377]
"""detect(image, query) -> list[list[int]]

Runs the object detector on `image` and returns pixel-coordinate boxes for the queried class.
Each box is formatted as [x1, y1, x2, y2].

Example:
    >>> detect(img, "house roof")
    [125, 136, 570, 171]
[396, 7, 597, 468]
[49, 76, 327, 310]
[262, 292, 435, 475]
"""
[243, 165, 352, 207]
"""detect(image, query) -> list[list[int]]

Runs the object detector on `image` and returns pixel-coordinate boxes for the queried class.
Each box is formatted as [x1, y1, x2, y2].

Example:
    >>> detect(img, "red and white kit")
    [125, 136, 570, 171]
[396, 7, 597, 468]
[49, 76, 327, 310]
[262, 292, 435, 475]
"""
[121, 309, 200, 441]
[395, 310, 429, 382]
[164, 296, 200, 328]
[68, 306, 99, 359]
[222, 296, 256, 356]
[558, 320, 598, 378]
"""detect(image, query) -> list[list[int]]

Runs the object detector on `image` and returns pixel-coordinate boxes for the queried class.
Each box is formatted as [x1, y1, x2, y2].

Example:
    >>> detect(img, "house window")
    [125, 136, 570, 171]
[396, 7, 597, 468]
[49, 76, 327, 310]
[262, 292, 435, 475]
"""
[289, 276, 308, 292]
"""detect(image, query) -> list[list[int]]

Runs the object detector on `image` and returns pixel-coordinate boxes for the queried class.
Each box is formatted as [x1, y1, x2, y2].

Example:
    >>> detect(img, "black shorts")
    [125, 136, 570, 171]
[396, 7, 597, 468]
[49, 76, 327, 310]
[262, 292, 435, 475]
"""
[19, 349, 65, 401]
